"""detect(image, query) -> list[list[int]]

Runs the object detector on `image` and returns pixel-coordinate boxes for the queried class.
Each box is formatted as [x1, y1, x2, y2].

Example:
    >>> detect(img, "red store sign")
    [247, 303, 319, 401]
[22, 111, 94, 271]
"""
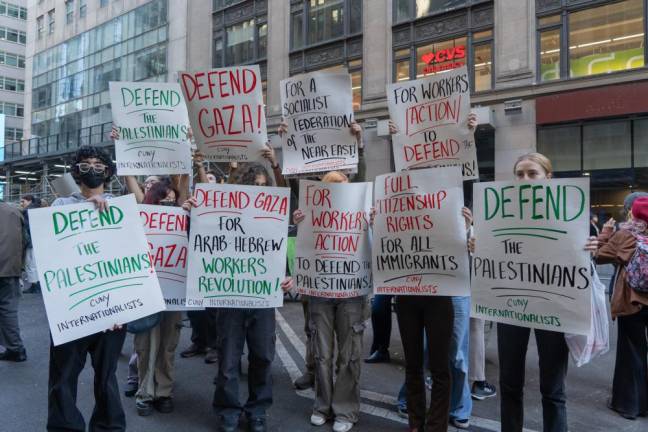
[421, 45, 466, 74]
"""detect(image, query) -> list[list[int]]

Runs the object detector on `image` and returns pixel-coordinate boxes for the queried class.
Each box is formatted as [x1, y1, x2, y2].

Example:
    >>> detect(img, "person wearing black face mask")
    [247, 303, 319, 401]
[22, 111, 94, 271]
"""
[46, 146, 127, 432]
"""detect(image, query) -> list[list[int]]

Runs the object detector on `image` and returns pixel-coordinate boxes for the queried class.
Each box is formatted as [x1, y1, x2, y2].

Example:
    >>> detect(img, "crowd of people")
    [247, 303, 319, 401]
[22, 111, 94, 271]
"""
[0, 118, 647, 432]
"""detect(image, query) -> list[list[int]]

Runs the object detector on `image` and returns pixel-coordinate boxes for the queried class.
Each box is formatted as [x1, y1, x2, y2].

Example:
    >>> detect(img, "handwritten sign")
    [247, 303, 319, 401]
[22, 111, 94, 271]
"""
[471, 178, 591, 335]
[387, 66, 478, 179]
[295, 181, 372, 298]
[29, 195, 166, 346]
[186, 183, 290, 308]
[109, 82, 191, 175]
[281, 72, 357, 176]
[179, 66, 267, 162]
[139, 205, 198, 310]
[373, 167, 469, 296]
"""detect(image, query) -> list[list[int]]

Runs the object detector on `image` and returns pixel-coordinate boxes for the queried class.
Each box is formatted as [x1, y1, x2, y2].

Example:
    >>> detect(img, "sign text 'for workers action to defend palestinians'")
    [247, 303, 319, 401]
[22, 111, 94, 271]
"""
[387, 66, 478, 180]
[179, 66, 267, 163]
[281, 71, 357, 176]
[471, 178, 592, 335]
[186, 183, 290, 308]
[109, 82, 192, 175]
[29, 195, 166, 346]
[139, 205, 200, 310]
[295, 181, 373, 298]
[373, 167, 470, 296]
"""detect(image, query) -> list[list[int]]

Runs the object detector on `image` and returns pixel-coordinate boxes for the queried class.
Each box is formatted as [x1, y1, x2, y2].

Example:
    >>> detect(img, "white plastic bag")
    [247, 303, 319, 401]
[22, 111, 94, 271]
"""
[565, 265, 610, 367]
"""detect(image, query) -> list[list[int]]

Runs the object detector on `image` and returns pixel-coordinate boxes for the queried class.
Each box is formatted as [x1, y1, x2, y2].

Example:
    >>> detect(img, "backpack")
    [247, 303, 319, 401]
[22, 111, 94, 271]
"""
[625, 233, 648, 293]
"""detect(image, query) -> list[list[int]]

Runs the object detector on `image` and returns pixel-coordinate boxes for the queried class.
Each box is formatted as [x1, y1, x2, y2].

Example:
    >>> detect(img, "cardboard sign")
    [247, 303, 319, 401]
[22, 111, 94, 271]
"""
[179, 66, 267, 162]
[295, 181, 372, 298]
[387, 66, 478, 179]
[29, 195, 166, 346]
[139, 205, 198, 310]
[186, 183, 290, 308]
[280, 72, 357, 176]
[373, 167, 470, 296]
[109, 82, 192, 175]
[471, 178, 592, 335]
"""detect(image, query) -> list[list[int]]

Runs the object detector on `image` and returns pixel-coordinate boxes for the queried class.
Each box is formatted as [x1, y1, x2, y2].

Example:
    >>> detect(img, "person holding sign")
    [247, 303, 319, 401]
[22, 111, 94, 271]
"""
[594, 196, 648, 420]
[184, 163, 293, 432]
[470, 153, 598, 432]
[132, 181, 184, 417]
[45, 146, 127, 432]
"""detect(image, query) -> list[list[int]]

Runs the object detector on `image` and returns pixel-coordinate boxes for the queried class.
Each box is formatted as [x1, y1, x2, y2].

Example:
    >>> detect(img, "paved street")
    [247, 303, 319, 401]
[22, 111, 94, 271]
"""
[1, 292, 647, 432]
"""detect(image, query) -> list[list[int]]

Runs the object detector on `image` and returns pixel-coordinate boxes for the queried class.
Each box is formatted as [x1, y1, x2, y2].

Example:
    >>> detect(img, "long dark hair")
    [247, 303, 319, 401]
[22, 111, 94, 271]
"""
[143, 181, 179, 205]
[232, 163, 273, 186]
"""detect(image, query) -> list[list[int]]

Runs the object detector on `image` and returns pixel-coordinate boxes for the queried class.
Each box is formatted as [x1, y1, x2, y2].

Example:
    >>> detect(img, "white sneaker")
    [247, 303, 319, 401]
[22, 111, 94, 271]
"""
[332, 420, 354, 432]
[310, 414, 327, 426]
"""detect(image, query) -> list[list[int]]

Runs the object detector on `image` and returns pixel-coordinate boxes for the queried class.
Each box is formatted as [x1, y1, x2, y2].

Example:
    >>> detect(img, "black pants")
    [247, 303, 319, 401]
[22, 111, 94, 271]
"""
[47, 329, 127, 432]
[498, 323, 568, 432]
[610, 308, 648, 417]
[188, 309, 219, 350]
[213, 308, 275, 420]
[369, 294, 393, 354]
[396, 296, 453, 432]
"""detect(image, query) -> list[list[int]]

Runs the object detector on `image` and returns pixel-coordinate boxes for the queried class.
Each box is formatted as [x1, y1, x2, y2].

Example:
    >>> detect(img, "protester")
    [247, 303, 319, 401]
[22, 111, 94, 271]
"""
[469, 318, 497, 400]
[292, 170, 369, 432]
[470, 152, 598, 432]
[184, 163, 293, 432]
[45, 145, 127, 431]
[19, 194, 42, 294]
[595, 194, 648, 420]
[365, 295, 393, 363]
[0, 198, 27, 362]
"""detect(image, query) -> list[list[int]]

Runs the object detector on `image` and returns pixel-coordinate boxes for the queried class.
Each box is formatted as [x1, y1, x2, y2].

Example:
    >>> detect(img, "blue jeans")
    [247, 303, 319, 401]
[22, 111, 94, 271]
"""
[449, 296, 472, 421]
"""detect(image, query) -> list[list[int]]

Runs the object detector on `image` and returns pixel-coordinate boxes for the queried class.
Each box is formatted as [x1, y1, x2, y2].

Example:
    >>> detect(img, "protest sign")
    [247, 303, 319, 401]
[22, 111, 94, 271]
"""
[186, 183, 290, 308]
[471, 178, 592, 335]
[109, 82, 191, 175]
[139, 205, 198, 310]
[294, 181, 372, 298]
[179, 66, 267, 162]
[373, 167, 470, 296]
[29, 195, 166, 346]
[387, 66, 478, 179]
[280, 72, 357, 176]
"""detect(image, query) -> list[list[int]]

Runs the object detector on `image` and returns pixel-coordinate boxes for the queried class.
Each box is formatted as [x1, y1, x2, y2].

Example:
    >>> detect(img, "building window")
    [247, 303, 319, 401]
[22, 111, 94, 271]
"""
[0, 25, 26, 44]
[48, 9, 55, 34]
[0, 76, 25, 92]
[0, 102, 24, 117]
[212, 0, 267, 69]
[635, 119, 648, 167]
[65, 0, 74, 24]
[537, 125, 582, 172]
[291, 0, 362, 49]
[258, 22, 267, 58]
[5, 127, 23, 142]
[79, 0, 87, 18]
[537, 0, 645, 81]
[0, 50, 25, 68]
[395, 0, 477, 21]
[100, 0, 108, 7]
[37, 16, 44, 39]
[0, 2, 27, 20]
[226, 19, 255, 65]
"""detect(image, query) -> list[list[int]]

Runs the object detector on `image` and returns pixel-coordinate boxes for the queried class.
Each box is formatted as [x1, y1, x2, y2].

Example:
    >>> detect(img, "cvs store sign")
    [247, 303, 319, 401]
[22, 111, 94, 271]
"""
[421, 45, 466, 74]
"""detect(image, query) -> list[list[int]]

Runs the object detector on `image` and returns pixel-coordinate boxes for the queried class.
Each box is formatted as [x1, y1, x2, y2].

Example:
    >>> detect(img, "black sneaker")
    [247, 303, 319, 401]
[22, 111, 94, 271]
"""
[124, 381, 138, 397]
[293, 372, 314, 390]
[248, 416, 266, 432]
[0, 348, 27, 362]
[136, 400, 154, 416]
[180, 343, 207, 358]
[205, 348, 219, 364]
[153, 397, 174, 413]
[471, 381, 497, 400]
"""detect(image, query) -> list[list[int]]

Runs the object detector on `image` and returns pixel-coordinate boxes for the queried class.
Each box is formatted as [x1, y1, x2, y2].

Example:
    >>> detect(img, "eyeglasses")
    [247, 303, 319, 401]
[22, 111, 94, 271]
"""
[76, 162, 107, 174]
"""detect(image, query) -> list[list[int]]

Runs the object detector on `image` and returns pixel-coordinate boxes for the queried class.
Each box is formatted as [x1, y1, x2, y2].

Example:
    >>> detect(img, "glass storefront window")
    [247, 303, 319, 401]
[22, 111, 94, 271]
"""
[540, 29, 561, 82]
[583, 121, 632, 170]
[395, 60, 410, 82]
[539, 14, 560, 26]
[633, 119, 648, 167]
[473, 43, 492, 92]
[416, 37, 467, 78]
[308, 0, 344, 45]
[568, 0, 644, 78]
[226, 19, 255, 65]
[537, 126, 582, 172]
[351, 70, 361, 110]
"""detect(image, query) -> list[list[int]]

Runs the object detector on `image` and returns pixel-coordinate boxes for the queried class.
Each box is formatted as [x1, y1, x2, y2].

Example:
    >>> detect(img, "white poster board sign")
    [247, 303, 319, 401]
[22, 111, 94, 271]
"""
[280, 71, 357, 176]
[373, 167, 470, 296]
[29, 195, 166, 346]
[186, 183, 290, 308]
[471, 178, 592, 335]
[109, 82, 192, 175]
[179, 66, 267, 162]
[387, 66, 478, 179]
[139, 205, 198, 310]
[294, 181, 373, 298]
